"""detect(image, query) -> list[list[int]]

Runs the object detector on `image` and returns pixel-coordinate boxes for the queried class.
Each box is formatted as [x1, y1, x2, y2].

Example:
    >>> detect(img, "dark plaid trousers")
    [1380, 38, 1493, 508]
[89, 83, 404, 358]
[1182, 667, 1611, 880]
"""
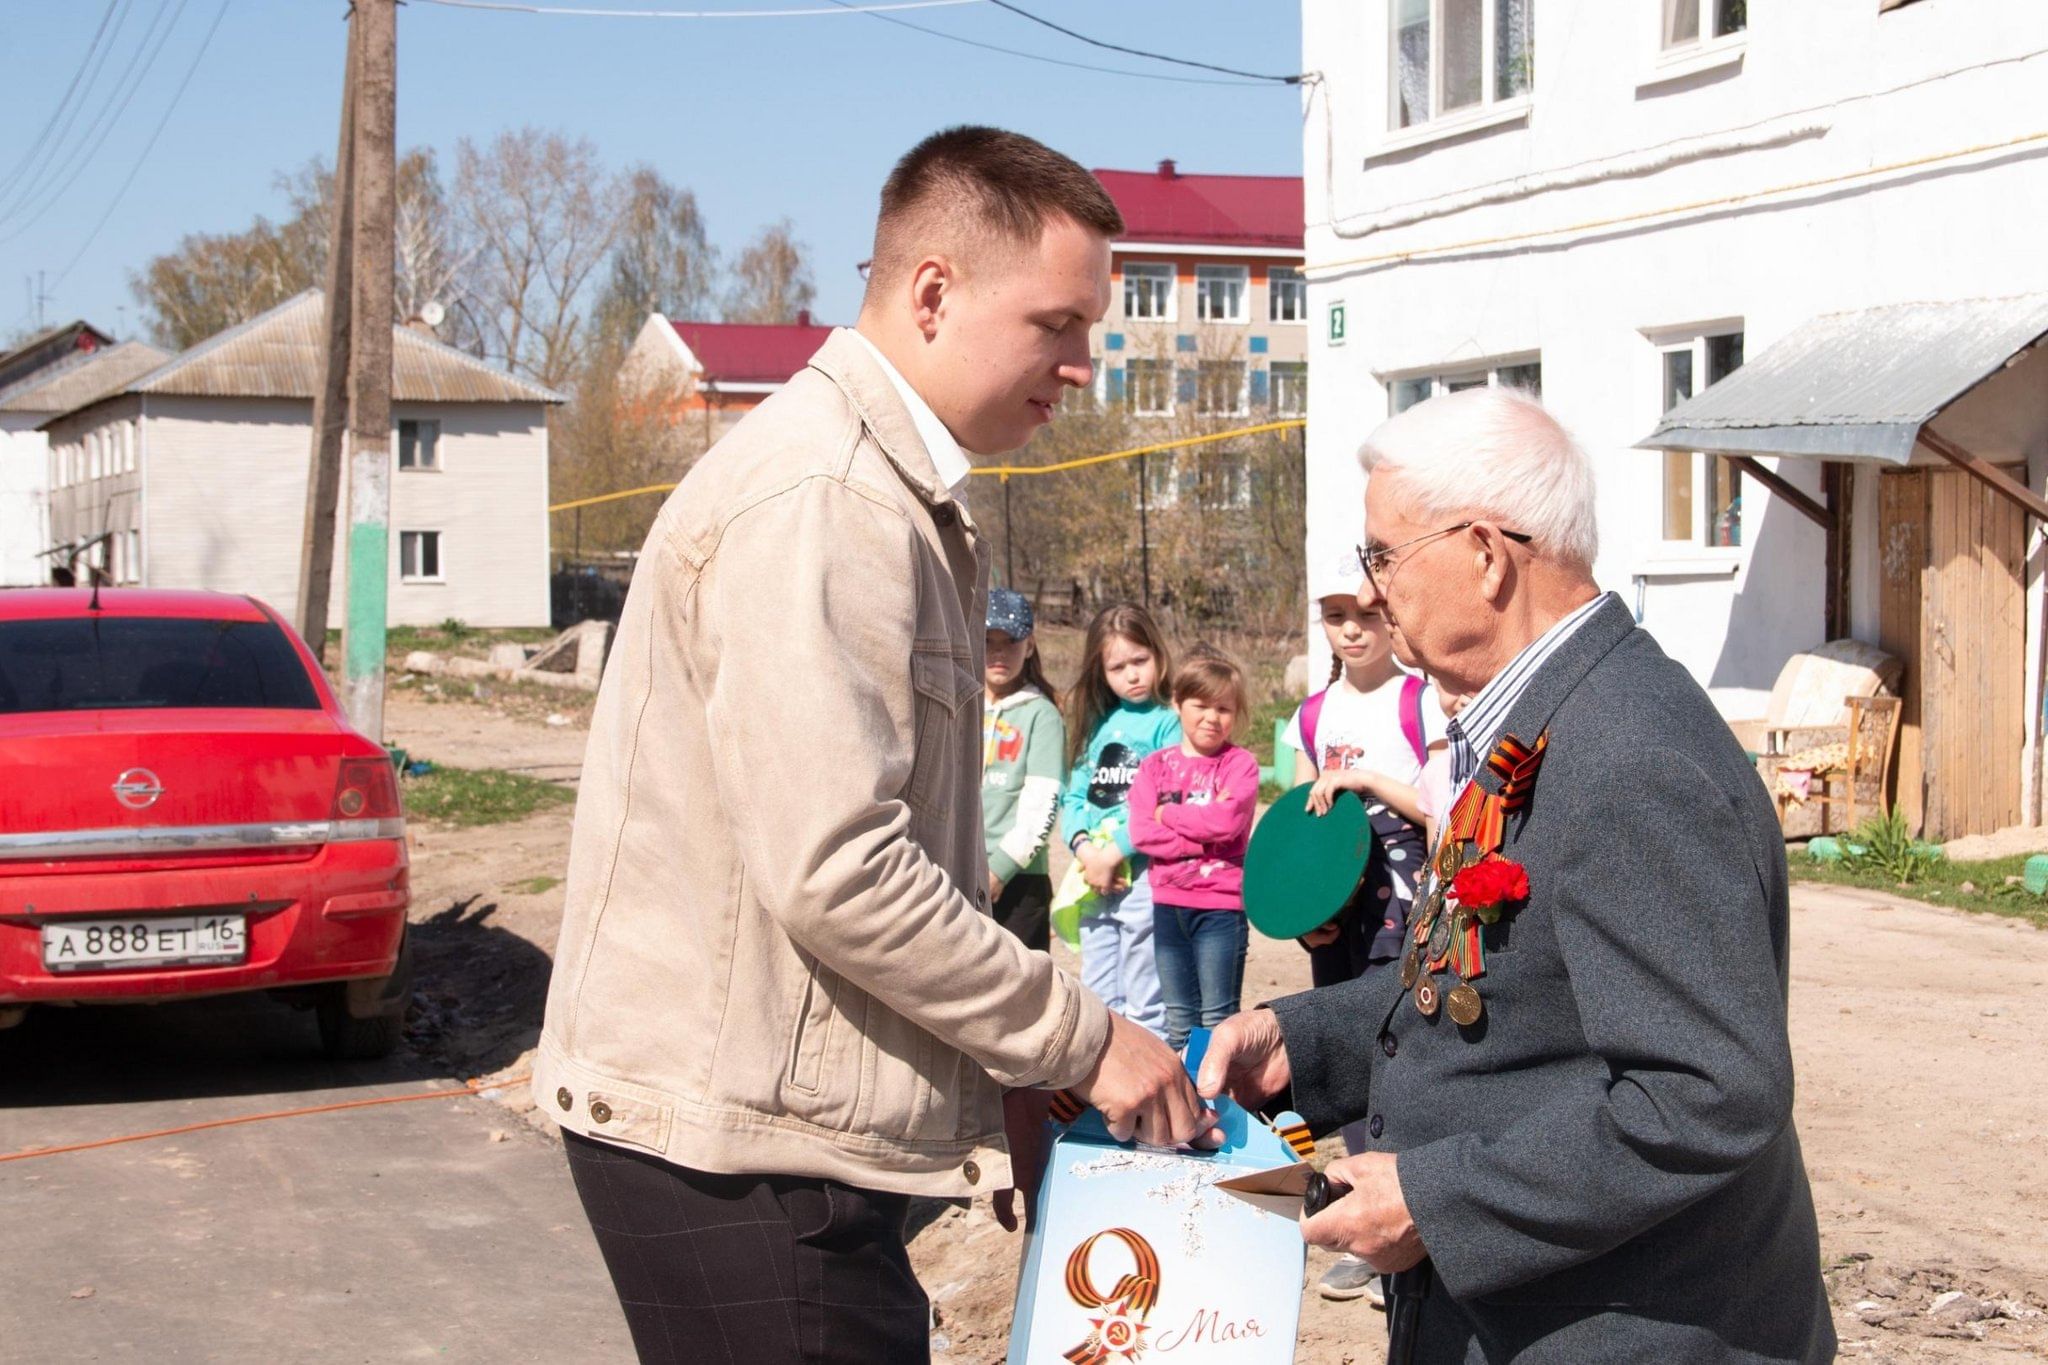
[563, 1131, 929, 1364]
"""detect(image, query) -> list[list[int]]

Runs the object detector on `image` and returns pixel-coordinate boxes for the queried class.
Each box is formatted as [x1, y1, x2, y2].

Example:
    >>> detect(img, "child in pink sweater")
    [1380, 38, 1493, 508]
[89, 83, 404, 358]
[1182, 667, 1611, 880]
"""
[1128, 651, 1260, 1052]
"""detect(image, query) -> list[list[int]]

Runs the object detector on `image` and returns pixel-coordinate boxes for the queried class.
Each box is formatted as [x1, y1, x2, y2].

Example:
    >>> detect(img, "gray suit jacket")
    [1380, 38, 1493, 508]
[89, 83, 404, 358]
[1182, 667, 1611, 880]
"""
[1271, 595, 1835, 1363]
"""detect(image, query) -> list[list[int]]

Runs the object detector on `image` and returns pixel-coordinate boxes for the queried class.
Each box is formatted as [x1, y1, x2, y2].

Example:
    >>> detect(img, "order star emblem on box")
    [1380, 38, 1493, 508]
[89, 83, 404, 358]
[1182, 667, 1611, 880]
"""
[1007, 1031, 1311, 1363]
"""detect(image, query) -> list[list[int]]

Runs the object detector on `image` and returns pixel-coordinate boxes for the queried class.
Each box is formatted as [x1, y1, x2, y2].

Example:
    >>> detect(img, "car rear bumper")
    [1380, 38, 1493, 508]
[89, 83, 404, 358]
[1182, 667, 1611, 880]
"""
[0, 836, 409, 1005]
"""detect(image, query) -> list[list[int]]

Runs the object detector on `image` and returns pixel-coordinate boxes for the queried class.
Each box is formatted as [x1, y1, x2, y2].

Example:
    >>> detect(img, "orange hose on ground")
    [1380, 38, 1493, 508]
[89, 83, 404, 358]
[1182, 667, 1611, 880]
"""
[0, 1074, 532, 1165]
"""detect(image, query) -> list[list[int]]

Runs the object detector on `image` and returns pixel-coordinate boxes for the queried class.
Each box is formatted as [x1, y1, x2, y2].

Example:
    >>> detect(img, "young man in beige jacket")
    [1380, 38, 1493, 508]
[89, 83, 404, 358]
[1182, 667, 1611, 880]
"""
[533, 127, 1212, 1363]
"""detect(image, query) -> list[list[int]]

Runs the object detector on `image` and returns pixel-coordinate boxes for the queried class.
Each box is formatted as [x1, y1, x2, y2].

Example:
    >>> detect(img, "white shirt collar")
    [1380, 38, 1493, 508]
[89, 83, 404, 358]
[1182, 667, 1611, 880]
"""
[850, 330, 971, 497]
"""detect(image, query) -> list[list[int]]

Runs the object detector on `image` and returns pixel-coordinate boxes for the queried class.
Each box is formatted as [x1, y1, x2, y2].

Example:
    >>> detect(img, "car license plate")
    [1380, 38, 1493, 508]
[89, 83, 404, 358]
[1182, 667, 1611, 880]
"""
[41, 914, 248, 973]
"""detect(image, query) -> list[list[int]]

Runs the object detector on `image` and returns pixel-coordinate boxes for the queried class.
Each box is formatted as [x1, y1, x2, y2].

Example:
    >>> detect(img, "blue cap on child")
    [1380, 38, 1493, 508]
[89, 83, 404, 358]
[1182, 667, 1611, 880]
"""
[986, 588, 1034, 640]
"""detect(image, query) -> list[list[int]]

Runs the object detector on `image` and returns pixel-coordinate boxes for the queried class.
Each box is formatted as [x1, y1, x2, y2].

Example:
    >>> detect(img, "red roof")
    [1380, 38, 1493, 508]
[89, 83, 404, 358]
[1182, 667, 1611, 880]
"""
[670, 316, 836, 386]
[1093, 161, 1303, 251]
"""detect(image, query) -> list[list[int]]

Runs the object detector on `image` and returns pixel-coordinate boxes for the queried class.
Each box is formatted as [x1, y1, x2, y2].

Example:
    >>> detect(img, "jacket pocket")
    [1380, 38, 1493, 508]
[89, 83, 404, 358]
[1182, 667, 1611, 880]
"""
[787, 956, 838, 1095]
[906, 648, 980, 817]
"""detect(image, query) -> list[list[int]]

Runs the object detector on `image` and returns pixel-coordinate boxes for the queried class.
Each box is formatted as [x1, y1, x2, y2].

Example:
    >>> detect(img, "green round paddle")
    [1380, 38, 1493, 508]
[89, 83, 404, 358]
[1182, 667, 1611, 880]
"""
[1243, 784, 1378, 940]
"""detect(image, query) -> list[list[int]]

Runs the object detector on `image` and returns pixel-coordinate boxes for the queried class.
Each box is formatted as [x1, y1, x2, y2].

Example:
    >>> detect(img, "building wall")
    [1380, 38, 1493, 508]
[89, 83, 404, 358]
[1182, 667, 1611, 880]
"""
[0, 418, 53, 586]
[1094, 247, 1311, 418]
[42, 395, 144, 586]
[46, 395, 550, 628]
[1301, 0, 2048, 721]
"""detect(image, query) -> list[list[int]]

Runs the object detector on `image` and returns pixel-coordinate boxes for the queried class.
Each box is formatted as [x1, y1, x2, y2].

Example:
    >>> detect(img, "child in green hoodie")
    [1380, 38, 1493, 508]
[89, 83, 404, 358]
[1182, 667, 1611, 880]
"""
[1059, 603, 1180, 1040]
[982, 589, 1066, 951]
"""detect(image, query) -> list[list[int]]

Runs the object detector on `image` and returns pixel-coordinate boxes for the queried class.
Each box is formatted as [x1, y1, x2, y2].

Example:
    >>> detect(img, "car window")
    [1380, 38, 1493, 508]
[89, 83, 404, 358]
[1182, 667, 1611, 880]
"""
[0, 617, 322, 714]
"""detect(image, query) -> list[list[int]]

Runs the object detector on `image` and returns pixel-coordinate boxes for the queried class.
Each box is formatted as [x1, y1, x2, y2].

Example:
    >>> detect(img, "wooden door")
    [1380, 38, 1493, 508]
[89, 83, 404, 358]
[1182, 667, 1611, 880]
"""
[1878, 465, 2027, 839]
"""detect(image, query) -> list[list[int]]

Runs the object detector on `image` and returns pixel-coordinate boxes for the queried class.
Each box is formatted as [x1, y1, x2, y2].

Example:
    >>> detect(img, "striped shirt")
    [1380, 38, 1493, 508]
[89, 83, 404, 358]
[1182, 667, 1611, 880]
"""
[1446, 594, 1608, 790]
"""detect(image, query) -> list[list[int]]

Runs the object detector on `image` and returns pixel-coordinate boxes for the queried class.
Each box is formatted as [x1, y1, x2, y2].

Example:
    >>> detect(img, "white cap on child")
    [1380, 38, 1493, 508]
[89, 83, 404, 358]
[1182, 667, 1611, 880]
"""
[1310, 546, 1365, 603]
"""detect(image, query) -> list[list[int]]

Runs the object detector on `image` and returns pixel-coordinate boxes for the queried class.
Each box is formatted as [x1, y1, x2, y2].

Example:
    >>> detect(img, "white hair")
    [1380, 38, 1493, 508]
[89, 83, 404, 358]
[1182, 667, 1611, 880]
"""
[1357, 386, 1599, 569]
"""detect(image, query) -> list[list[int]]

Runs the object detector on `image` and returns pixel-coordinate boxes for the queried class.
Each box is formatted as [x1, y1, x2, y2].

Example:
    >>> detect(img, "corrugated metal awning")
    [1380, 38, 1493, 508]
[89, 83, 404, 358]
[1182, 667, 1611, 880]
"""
[1636, 293, 2048, 463]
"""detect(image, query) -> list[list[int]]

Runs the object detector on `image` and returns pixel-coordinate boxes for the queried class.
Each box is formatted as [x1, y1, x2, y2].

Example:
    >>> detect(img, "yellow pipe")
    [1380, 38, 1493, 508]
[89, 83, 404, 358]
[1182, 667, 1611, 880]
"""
[547, 419, 1307, 511]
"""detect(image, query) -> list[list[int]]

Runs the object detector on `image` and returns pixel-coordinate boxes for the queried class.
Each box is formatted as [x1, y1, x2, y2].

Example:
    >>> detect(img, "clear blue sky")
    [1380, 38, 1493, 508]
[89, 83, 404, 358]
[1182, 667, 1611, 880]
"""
[0, 0, 1305, 343]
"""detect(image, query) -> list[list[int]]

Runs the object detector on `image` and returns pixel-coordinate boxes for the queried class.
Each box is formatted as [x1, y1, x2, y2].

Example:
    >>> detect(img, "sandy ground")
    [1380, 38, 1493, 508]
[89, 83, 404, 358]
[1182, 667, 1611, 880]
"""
[385, 697, 2048, 1363]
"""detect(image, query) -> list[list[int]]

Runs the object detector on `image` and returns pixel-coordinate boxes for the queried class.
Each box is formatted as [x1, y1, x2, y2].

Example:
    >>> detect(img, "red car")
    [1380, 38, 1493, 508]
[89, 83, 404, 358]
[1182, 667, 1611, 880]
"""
[0, 589, 412, 1058]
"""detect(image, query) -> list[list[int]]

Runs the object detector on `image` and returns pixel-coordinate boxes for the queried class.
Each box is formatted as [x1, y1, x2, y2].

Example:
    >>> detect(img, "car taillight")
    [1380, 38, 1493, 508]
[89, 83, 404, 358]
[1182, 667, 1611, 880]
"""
[334, 757, 402, 821]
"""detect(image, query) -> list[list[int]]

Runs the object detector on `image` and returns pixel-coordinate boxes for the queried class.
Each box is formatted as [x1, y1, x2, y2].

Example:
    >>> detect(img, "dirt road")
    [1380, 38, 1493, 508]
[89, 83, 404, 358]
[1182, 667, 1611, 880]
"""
[8, 696, 2043, 1362]
[392, 700, 2048, 1361]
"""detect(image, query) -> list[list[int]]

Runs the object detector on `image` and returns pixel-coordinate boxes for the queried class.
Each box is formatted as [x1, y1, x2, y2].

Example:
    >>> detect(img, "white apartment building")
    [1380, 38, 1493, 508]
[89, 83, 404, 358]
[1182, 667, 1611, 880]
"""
[1299, 0, 2048, 836]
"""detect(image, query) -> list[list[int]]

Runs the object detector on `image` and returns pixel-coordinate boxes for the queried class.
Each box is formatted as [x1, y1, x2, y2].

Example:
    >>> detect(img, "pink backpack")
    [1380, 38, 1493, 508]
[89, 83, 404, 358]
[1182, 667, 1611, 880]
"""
[1299, 674, 1426, 771]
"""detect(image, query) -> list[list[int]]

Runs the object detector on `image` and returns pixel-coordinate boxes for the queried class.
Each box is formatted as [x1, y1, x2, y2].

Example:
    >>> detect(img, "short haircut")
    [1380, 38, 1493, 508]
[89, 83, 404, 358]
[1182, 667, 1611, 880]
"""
[1172, 648, 1249, 726]
[1357, 387, 1600, 569]
[865, 126, 1124, 298]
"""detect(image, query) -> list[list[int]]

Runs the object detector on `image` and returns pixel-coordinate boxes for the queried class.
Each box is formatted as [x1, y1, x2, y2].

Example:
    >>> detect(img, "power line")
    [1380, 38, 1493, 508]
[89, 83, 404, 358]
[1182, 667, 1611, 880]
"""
[53, 0, 233, 289]
[0, 0, 124, 206]
[0, 0, 192, 241]
[985, 0, 1301, 84]
[416, 0, 990, 16]
[0, 0, 138, 221]
[826, 0, 1277, 88]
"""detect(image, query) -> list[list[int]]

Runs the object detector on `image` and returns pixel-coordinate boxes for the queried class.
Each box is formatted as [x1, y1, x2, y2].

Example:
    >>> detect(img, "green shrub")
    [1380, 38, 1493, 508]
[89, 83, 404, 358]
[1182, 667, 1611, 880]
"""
[1840, 806, 1937, 885]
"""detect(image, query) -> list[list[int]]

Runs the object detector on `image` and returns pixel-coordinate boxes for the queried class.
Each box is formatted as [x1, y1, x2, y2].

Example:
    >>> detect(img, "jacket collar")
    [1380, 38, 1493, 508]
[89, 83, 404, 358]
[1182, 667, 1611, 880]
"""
[807, 327, 961, 509]
[988, 684, 1046, 714]
[1471, 592, 1637, 799]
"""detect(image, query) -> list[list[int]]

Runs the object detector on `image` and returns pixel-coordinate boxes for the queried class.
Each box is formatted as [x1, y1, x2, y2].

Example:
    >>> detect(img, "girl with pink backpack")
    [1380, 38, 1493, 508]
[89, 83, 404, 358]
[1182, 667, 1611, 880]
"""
[1280, 555, 1448, 1303]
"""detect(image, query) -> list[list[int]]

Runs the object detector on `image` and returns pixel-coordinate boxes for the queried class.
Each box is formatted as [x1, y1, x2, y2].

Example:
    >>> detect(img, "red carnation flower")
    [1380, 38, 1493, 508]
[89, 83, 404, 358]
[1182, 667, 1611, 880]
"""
[1451, 856, 1531, 922]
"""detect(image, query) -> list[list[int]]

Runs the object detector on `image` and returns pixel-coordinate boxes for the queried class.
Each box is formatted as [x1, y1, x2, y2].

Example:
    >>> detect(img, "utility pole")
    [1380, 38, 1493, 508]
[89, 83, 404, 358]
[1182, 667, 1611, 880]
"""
[340, 0, 397, 740]
[295, 11, 360, 665]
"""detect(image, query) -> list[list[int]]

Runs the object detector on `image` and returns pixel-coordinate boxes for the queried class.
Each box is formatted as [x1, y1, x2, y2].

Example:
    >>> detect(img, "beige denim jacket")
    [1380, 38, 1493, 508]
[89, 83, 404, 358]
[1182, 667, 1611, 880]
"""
[533, 329, 1111, 1197]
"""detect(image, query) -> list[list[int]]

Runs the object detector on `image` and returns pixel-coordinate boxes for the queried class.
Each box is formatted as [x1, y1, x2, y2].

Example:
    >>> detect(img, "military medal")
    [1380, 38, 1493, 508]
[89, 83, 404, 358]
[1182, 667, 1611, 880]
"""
[1413, 973, 1441, 1017]
[1400, 946, 1421, 989]
[1426, 912, 1453, 962]
[1446, 979, 1483, 1026]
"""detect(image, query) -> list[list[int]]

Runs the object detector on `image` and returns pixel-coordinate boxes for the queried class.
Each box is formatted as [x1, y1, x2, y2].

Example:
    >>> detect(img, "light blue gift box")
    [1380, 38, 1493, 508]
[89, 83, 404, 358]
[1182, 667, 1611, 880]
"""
[1006, 1031, 1310, 1363]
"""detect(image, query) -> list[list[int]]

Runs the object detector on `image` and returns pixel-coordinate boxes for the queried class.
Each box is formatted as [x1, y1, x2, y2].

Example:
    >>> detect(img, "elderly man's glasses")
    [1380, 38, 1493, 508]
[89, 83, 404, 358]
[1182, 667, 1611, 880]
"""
[1356, 522, 1533, 594]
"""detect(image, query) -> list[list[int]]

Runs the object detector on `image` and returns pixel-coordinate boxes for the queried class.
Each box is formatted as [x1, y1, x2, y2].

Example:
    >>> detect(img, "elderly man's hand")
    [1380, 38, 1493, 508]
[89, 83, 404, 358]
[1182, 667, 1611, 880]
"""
[1299, 1152, 1426, 1272]
[1194, 1008, 1292, 1113]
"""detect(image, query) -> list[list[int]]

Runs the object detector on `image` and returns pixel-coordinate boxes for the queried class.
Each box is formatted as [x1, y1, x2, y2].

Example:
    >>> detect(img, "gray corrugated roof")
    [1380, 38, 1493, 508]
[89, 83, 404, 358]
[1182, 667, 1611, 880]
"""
[0, 341, 172, 414]
[1636, 293, 2048, 463]
[99, 291, 563, 409]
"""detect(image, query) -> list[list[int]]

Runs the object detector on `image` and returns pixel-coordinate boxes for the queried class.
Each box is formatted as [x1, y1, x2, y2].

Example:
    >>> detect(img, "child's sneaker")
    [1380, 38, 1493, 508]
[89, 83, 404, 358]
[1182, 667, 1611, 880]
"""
[1316, 1254, 1386, 1307]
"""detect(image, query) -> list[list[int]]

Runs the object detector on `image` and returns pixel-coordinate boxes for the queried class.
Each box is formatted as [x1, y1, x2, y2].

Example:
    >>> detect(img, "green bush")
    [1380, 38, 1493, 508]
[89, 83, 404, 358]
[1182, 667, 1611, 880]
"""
[1839, 806, 1937, 885]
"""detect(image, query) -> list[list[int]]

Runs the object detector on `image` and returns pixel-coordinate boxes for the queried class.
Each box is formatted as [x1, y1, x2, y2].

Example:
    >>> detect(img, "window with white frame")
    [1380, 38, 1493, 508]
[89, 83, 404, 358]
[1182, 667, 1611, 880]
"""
[400, 530, 443, 582]
[87, 432, 102, 481]
[1388, 357, 1541, 415]
[398, 418, 441, 471]
[1391, 0, 1535, 131]
[126, 420, 138, 472]
[1195, 265, 1249, 323]
[1269, 361, 1307, 415]
[1662, 0, 1744, 50]
[1197, 360, 1248, 417]
[1125, 358, 1174, 416]
[124, 529, 141, 584]
[1268, 267, 1307, 323]
[1123, 263, 1175, 322]
[1659, 331, 1745, 547]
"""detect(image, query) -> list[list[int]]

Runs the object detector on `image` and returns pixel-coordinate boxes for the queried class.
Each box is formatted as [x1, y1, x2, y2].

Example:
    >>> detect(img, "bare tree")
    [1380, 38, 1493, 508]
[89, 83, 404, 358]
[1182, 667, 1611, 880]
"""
[455, 127, 627, 389]
[722, 218, 816, 324]
[278, 149, 479, 350]
[132, 148, 474, 351]
[592, 168, 719, 355]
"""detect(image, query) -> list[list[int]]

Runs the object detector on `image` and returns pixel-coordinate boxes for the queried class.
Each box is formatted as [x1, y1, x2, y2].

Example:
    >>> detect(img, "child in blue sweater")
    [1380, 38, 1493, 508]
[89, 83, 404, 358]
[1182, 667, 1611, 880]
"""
[1061, 603, 1180, 1040]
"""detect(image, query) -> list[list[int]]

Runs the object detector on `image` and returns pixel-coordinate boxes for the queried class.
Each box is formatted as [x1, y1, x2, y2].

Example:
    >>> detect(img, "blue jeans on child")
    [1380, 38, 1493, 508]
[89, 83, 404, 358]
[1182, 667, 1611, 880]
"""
[1078, 871, 1166, 1041]
[1150, 904, 1249, 1053]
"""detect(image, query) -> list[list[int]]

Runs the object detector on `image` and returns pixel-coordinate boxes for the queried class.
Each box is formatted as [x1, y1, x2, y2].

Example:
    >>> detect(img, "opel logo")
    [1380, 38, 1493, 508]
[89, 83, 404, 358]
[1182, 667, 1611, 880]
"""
[111, 768, 165, 810]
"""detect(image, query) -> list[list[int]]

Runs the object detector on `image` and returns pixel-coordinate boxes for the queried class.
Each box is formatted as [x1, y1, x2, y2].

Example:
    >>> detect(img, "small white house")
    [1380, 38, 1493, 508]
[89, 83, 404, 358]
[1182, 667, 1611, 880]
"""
[39, 291, 562, 627]
[1299, 0, 2048, 835]
[0, 323, 143, 587]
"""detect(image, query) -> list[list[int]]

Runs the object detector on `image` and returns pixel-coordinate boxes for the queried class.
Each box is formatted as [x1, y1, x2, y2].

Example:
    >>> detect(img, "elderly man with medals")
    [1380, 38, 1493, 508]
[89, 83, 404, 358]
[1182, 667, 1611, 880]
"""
[1211, 388, 1836, 1364]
